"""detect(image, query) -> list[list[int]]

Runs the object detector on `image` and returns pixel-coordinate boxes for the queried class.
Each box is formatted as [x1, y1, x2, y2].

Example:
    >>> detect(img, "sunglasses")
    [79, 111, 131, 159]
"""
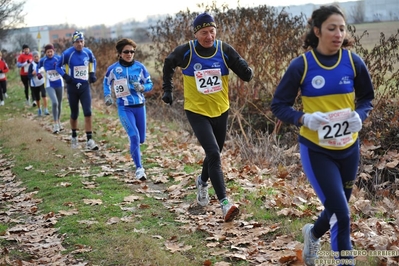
[122, 50, 135, 54]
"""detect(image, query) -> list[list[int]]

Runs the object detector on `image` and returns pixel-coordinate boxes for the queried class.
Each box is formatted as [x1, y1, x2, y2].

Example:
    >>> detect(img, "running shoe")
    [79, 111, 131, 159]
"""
[135, 167, 147, 181]
[53, 124, 60, 134]
[221, 199, 239, 222]
[86, 139, 99, 151]
[71, 137, 78, 149]
[302, 223, 321, 266]
[196, 175, 209, 206]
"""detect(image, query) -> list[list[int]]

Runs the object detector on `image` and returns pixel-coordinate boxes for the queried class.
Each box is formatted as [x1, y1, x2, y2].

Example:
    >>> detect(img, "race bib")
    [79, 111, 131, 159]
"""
[194, 68, 222, 94]
[24, 63, 29, 72]
[0, 73, 5, 79]
[47, 70, 61, 81]
[73, 65, 88, 80]
[318, 108, 354, 147]
[114, 79, 130, 98]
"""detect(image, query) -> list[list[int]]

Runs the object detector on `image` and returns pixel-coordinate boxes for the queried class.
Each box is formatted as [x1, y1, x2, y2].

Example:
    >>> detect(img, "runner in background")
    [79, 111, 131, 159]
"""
[39, 43, 64, 133]
[103, 38, 153, 180]
[0, 51, 9, 106]
[56, 31, 98, 150]
[28, 51, 49, 117]
[17, 44, 35, 107]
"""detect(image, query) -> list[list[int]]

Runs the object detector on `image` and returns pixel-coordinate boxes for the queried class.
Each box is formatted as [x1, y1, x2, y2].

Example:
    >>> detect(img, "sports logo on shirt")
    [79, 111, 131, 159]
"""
[211, 62, 221, 68]
[311, 75, 325, 89]
[115, 67, 123, 74]
[193, 63, 202, 71]
[339, 76, 351, 85]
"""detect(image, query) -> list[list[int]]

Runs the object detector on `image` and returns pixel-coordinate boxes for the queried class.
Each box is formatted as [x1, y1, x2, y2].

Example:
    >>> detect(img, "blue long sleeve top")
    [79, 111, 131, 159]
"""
[39, 55, 64, 88]
[56, 46, 96, 83]
[103, 59, 153, 106]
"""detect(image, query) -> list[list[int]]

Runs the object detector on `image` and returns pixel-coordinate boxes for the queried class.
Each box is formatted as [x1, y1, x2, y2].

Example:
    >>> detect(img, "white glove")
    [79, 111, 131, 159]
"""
[347, 111, 362, 132]
[303, 112, 330, 131]
[104, 95, 113, 106]
[133, 82, 144, 92]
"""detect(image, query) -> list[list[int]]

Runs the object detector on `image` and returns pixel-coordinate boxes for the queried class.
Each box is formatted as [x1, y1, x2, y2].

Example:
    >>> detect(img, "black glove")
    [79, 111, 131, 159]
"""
[89, 72, 97, 83]
[162, 90, 173, 105]
[62, 74, 73, 84]
[27, 60, 31, 64]
[37, 73, 43, 80]
[0, 69, 3, 73]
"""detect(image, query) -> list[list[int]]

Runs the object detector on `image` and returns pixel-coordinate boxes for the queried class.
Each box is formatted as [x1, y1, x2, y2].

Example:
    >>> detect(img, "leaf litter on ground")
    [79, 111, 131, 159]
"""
[0, 101, 399, 265]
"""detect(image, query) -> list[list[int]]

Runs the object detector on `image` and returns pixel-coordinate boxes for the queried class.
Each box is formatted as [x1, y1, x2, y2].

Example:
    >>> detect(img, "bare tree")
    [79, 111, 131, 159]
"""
[349, 0, 365, 24]
[0, 0, 26, 41]
[133, 27, 151, 43]
[13, 32, 36, 51]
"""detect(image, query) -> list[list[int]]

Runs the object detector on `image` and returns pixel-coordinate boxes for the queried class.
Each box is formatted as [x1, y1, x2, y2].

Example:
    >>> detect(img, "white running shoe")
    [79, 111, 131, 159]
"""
[86, 139, 99, 151]
[302, 223, 321, 266]
[0, 101, 4, 106]
[53, 124, 60, 134]
[71, 137, 79, 149]
[3, 93, 8, 99]
[135, 167, 147, 181]
[221, 199, 239, 222]
[196, 175, 209, 206]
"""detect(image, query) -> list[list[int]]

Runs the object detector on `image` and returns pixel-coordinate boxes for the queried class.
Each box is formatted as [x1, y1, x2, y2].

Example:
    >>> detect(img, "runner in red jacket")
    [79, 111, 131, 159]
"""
[0, 51, 9, 106]
[17, 44, 35, 106]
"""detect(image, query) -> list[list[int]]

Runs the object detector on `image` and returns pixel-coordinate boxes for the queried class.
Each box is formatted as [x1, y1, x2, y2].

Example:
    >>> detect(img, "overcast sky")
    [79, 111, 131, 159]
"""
[22, 0, 350, 28]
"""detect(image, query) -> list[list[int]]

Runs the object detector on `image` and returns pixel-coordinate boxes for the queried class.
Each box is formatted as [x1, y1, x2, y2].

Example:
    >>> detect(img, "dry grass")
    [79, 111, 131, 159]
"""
[0, 116, 79, 168]
[352, 20, 399, 48]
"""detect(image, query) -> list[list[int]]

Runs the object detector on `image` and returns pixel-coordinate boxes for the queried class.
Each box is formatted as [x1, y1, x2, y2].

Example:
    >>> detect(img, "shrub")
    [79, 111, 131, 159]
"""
[52, 3, 399, 198]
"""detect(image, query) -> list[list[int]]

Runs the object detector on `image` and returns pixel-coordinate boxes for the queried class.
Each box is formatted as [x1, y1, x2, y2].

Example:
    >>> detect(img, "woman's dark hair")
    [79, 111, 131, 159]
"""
[302, 5, 354, 50]
[115, 38, 137, 54]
